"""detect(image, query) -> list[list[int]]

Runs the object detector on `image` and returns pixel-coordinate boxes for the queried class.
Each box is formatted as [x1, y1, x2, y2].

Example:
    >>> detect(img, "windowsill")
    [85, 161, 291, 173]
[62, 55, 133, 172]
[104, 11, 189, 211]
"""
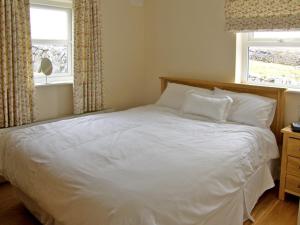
[239, 79, 300, 93]
[286, 88, 300, 94]
[35, 82, 73, 87]
[239, 81, 300, 93]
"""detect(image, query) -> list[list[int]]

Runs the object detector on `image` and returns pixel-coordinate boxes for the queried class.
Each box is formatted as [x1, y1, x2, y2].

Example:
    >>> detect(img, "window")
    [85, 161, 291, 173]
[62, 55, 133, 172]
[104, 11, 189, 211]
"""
[30, 4, 72, 85]
[237, 32, 300, 88]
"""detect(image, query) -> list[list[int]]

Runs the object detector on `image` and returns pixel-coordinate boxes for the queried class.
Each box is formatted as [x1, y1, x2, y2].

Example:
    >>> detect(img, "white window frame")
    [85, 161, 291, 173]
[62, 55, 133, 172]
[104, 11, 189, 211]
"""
[30, 1, 73, 85]
[236, 32, 300, 88]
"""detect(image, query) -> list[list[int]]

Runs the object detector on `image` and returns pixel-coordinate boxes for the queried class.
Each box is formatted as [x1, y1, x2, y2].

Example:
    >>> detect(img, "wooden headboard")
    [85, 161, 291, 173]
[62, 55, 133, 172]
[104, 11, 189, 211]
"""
[160, 77, 287, 144]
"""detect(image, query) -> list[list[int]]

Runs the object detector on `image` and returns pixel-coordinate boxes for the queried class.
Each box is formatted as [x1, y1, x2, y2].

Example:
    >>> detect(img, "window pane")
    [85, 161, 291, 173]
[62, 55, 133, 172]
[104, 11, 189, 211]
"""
[32, 44, 69, 74]
[253, 31, 300, 40]
[248, 46, 300, 86]
[30, 7, 69, 40]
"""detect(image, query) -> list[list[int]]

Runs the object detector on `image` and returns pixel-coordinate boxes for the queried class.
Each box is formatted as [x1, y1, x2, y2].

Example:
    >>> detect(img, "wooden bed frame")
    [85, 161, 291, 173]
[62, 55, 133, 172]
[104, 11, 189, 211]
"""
[160, 77, 287, 144]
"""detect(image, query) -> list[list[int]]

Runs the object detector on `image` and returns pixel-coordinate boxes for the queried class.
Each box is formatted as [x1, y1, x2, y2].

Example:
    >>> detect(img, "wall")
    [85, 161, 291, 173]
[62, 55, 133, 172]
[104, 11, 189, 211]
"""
[144, 0, 236, 102]
[35, 84, 73, 121]
[103, 0, 145, 110]
[35, 0, 146, 121]
[144, 0, 300, 125]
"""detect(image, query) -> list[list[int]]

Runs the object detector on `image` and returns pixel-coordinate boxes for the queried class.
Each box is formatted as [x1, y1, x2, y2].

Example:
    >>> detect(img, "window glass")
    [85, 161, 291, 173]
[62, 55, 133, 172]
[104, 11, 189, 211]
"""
[30, 5, 72, 85]
[248, 46, 300, 86]
[32, 44, 68, 74]
[30, 7, 68, 40]
[238, 31, 300, 88]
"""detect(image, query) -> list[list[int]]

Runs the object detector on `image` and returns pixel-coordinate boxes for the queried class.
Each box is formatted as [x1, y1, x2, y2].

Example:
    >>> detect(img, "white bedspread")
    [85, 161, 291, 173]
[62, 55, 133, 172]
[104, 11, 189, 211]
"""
[0, 105, 278, 225]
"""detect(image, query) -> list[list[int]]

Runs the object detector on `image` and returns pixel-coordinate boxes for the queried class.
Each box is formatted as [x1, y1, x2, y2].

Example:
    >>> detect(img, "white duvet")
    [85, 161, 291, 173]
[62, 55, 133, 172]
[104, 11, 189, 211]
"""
[0, 105, 278, 225]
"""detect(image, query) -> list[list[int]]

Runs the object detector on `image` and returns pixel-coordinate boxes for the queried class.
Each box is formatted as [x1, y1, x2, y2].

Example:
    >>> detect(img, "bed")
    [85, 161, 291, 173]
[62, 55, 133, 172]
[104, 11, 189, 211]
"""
[0, 77, 286, 225]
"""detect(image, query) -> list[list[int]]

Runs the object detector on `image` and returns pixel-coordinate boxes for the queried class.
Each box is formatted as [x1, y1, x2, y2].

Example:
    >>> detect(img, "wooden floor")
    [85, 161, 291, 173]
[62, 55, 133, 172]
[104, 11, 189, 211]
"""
[0, 183, 298, 225]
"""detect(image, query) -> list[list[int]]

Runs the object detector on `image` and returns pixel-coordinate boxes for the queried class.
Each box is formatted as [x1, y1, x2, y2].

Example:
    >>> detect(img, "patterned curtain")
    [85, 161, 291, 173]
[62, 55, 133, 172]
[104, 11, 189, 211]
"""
[225, 0, 300, 32]
[0, 0, 34, 128]
[73, 0, 104, 114]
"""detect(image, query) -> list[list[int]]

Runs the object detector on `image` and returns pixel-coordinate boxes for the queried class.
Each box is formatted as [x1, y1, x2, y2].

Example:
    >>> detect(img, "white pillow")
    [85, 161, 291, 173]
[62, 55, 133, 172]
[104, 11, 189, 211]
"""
[181, 91, 233, 122]
[214, 88, 277, 128]
[156, 83, 213, 110]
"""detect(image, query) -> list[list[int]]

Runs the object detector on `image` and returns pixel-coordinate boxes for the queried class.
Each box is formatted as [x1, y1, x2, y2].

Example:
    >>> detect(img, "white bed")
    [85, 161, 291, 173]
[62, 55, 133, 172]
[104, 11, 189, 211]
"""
[0, 105, 279, 225]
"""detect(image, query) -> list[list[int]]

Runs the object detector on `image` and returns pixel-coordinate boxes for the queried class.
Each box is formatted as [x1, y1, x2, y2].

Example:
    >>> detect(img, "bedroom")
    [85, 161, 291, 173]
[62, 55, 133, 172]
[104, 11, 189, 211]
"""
[0, 0, 299, 225]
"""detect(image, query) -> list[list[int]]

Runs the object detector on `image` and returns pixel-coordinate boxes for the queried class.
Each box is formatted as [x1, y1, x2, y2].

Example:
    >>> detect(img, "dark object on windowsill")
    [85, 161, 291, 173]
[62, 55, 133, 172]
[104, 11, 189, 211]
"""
[291, 122, 300, 132]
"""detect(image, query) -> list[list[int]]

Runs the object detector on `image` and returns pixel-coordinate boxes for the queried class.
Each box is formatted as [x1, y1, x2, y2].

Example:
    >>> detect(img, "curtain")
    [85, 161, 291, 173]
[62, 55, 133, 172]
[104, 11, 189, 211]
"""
[73, 0, 104, 114]
[225, 0, 300, 32]
[0, 0, 34, 128]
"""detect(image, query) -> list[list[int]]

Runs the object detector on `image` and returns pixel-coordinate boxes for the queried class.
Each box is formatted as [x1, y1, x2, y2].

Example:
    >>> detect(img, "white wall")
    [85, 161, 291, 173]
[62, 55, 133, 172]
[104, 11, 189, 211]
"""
[103, 0, 146, 110]
[35, 84, 73, 121]
[144, 0, 236, 103]
[35, 0, 146, 121]
[144, 0, 300, 125]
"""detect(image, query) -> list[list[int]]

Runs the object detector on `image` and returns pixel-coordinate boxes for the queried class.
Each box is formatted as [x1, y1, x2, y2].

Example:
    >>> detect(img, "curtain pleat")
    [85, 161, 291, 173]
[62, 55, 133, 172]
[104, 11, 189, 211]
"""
[0, 0, 34, 128]
[73, 0, 104, 114]
[225, 0, 300, 32]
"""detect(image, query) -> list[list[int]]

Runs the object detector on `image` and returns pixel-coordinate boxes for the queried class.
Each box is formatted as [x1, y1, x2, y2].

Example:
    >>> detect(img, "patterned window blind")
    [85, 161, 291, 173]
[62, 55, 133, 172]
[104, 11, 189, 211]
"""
[225, 0, 300, 32]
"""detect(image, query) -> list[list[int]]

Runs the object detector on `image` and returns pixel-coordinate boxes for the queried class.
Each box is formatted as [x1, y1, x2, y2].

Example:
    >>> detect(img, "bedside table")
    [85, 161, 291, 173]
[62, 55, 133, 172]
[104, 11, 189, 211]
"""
[279, 126, 300, 200]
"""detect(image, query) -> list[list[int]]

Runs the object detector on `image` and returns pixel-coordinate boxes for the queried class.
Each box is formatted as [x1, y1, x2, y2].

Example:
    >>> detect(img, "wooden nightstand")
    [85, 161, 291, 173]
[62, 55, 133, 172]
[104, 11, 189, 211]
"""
[279, 126, 300, 200]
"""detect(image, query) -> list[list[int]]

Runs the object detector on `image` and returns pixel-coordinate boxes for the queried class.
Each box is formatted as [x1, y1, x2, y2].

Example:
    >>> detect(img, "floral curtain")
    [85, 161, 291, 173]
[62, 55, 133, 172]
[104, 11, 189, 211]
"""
[0, 0, 34, 128]
[225, 0, 300, 32]
[73, 0, 104, 114]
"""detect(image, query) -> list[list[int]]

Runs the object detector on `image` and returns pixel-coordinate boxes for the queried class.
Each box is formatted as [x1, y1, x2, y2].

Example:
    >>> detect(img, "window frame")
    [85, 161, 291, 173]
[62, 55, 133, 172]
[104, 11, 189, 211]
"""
[30, 2, 73, 85]
[237, 32, 300, 89]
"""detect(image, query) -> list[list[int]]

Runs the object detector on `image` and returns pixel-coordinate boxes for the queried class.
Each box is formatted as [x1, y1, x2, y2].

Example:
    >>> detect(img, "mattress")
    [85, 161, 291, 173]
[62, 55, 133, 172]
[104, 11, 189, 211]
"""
[0, 105, 279, 225]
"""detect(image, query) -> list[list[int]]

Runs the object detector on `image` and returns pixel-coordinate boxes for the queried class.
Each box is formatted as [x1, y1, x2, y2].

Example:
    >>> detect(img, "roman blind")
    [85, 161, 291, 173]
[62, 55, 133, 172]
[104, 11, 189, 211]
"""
[225, 0, 300, 32]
